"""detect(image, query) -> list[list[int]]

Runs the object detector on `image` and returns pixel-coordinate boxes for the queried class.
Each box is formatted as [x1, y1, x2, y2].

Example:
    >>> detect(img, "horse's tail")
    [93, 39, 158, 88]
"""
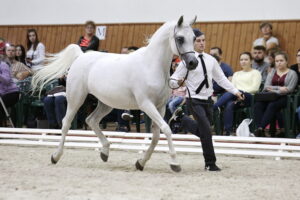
[31, 44, 83, 96]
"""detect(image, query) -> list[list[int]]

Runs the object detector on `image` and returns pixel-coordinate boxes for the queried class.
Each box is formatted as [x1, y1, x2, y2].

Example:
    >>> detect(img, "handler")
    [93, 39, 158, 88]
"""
[169, 29, 244, 171]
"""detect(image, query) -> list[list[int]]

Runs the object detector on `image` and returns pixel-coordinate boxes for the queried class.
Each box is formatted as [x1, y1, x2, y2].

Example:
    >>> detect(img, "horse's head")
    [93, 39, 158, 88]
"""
[170, 16, 198, 71]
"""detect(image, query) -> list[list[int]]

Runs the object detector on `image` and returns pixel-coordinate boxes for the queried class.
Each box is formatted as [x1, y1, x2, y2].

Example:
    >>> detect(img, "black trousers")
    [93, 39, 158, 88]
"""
[181, 98, 216, 165]
[0, 91, 20, 120]
[254, 96, 287, 129]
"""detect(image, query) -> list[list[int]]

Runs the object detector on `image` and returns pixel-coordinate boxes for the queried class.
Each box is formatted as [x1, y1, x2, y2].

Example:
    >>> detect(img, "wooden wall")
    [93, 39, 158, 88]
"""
[0, 20, 299, 71]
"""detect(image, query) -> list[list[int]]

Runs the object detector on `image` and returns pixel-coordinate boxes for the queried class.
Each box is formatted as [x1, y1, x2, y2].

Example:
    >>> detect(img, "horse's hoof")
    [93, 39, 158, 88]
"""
[170, 164, 182, 172]
[135, 160, 144, 171]
[51, 155, 57, 164]
[100, 152, 108, 162]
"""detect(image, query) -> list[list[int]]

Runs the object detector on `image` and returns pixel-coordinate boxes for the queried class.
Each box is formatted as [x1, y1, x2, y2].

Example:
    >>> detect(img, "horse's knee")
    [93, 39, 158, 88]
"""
[161, 123, 172, 136]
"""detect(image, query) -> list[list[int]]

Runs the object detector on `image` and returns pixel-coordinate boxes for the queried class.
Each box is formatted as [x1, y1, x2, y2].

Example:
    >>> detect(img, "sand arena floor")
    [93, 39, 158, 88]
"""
[0, 145, 299, 200]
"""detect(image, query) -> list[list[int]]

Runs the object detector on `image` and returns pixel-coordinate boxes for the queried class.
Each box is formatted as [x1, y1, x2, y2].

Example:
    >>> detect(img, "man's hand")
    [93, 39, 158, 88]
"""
[177, 78, 185, 86]
[236, 91, 245, 101]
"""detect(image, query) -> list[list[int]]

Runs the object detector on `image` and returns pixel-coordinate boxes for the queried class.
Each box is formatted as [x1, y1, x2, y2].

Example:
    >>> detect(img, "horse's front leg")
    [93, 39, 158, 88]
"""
[138, 101, 181, 172]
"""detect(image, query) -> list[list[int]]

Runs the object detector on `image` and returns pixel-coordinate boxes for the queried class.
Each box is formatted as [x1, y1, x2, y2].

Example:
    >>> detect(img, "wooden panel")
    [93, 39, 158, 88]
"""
[0, 20, 299, 71]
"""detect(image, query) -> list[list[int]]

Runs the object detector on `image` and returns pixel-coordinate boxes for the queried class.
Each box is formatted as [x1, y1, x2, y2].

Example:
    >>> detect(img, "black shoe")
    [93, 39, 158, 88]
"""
[254, 128, 264, 137]
[168, 107, 184, 125]
[205, 164, 221, 171]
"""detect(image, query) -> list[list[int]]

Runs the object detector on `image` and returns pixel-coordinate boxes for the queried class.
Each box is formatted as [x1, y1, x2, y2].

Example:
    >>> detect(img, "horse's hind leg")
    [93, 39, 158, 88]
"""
[138, 102, 181, 172]
[85, 101, 113, 162]
[51, 92, 87, 164]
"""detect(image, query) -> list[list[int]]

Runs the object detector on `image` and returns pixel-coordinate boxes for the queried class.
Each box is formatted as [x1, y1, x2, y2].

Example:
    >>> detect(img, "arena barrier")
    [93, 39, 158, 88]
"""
[0, 127, 300, 160]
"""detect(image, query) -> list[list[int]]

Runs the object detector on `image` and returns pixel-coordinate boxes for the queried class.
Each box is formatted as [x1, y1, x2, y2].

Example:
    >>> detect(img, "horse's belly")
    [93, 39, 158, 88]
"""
[91, 89, 138, 110]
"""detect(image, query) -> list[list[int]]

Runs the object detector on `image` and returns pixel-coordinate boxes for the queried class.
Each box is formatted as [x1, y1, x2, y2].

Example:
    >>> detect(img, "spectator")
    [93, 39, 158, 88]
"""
[267, 47, 281, 73]
[26, 29, 45, 72]
[290, 49, 300, 86]
[43, 77, 67, 129]
[0, 58, 20, 126]
[15, 45, 27, 65]
[5, 44, 32, 82]
[290, 49, 300, 139]
[252, 45, 270, 83]
[210, 47, 233, 95]
[0, 38, 6, 58]
[214, 52, 261, 135]
[253, 22, 279, 51]
[77, 20, 99, 52]
[254, 52, 298, 137]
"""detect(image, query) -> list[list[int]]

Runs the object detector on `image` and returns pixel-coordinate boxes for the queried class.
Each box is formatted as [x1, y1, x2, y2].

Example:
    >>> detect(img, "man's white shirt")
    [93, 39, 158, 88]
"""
[170, 52, 239, 100]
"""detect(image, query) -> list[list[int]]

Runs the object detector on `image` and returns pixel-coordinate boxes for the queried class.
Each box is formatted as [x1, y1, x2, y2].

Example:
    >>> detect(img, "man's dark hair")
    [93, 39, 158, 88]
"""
[253, 45, 266, 52]
[210, 47, 222, 55]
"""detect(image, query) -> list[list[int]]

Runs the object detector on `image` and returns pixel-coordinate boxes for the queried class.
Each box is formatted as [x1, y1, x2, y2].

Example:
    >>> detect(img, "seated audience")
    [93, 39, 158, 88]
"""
[5, 44, 32, 82]
[210, 47, 233, 95]
[77, 20, 99, 52]
[0, 58, 20, 126]
[214, 52, 261, 136]
[254, 52, 298, 137]
[26, 29, 45, 72]
[43, 77, 67, 129]
[252, 45, 270, 83]
[253, 22, 279, 51]
[15, 45, 27, 65]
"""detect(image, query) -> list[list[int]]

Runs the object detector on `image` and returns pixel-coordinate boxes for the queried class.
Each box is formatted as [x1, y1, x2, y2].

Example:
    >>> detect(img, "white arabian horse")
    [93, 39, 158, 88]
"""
[32, 16, 198, 172]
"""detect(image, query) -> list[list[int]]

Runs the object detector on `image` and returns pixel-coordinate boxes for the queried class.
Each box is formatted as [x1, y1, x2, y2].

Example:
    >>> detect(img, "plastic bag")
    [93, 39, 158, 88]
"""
[236, 118, 254, 137]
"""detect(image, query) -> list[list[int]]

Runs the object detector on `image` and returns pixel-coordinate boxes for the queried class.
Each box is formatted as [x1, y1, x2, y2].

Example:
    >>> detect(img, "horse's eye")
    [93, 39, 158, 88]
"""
[176, 37, 184, 45]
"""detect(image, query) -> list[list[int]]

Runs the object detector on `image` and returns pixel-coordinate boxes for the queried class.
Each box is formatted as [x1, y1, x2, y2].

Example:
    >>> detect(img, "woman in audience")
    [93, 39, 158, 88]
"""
[26, 29, 45, 72]
[77, 20, 99, 52]
[214, 52, 262, 136]
[15, 45, 27, 65]
[254, 52, 298, 137]
[0, 57, 20, 126]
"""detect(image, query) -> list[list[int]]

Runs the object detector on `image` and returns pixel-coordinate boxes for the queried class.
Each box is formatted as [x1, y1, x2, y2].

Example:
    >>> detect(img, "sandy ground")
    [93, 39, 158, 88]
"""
[0, 145, 299, 200]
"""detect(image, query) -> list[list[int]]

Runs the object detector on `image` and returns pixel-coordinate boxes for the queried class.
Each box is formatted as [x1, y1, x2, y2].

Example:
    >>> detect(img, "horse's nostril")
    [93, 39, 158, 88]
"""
[189, 61, 194, 66]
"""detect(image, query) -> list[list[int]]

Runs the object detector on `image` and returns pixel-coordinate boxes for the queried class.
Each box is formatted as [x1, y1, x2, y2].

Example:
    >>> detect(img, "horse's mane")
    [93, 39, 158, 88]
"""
[147, 21, 176, 45]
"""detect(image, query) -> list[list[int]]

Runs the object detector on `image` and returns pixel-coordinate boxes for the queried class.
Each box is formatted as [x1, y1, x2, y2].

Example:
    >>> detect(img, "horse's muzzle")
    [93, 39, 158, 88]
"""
[184, 55, 198, 71]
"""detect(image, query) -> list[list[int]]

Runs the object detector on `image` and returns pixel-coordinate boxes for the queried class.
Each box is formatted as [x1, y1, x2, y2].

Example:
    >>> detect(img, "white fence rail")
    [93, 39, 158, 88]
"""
[0, 128, 300, 160]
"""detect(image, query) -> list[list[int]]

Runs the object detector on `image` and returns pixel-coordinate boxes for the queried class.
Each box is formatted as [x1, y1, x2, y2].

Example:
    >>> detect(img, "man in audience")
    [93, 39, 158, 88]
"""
[252, 45, 270, 83]
[210, 47, 233, 95]
[253, 22, 279, 51]
[5, 44, 32, 82]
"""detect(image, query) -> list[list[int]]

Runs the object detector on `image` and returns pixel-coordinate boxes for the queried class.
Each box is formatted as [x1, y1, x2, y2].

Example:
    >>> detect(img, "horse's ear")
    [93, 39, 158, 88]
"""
[190, 16, 197, 25]
[177, 16, 184, 27]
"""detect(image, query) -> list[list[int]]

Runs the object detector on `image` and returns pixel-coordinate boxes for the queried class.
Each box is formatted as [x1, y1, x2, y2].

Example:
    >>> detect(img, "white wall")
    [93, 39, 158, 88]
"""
[1, 0, 300, 25]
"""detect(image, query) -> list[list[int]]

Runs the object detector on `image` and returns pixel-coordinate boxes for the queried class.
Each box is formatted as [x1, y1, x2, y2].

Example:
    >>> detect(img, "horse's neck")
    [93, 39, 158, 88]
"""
[145, 33, 173, 75]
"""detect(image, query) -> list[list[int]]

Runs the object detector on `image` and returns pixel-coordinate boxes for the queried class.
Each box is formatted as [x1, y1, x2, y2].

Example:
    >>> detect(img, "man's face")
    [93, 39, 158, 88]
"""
[252, 49, 265, 62]
[261, 25, 271, 35]
[194, 35, 205, 53]
[5, 46, 15, 58]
